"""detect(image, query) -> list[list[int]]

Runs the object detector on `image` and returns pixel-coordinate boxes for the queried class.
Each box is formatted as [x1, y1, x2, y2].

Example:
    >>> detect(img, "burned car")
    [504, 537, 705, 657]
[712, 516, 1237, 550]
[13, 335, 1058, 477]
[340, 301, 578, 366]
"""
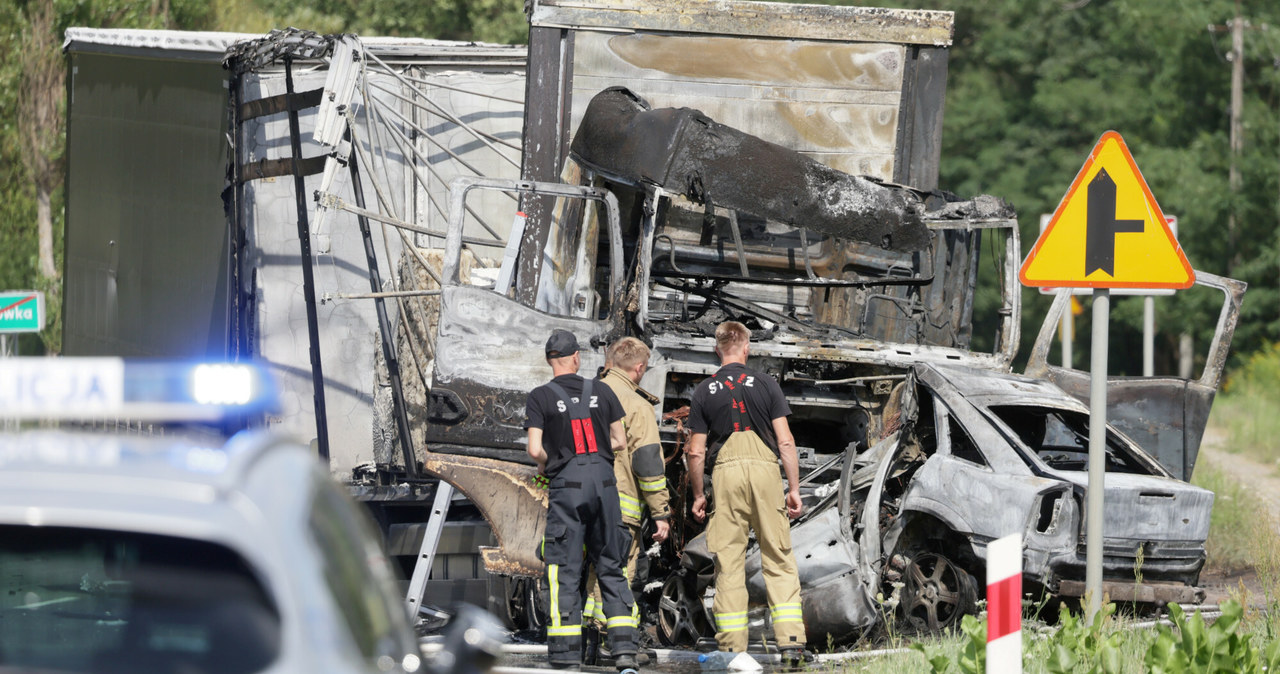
[658, 362, 1212, 646]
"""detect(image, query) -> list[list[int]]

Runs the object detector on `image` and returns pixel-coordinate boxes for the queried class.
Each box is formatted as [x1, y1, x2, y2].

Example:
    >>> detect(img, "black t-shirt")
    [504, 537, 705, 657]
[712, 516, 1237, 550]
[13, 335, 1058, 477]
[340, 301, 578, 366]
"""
[525, 373, 625, 478]
[689, 362, 790, 465]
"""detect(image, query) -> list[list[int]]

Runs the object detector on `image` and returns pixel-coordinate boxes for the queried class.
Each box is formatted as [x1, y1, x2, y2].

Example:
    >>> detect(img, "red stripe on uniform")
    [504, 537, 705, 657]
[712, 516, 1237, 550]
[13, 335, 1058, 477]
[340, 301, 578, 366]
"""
[986, 573, 1022, 642]
[571, 419, 587, 454]
[582, 417, 598, 453]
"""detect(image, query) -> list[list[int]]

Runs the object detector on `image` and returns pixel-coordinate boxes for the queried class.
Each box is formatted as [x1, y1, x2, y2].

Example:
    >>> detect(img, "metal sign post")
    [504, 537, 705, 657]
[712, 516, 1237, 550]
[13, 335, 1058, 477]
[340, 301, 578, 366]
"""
[1143, 296, 1155, 377]
[1085, 289, 1109, 618]
[1021, 132, 1194, 621]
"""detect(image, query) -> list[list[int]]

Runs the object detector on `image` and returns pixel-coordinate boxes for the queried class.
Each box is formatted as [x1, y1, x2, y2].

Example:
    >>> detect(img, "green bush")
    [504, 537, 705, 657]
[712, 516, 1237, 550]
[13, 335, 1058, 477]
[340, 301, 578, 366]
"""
[1030, 603, 1124, 673]
[910, 614, 985, 674]
[905, 600, 1280, 674]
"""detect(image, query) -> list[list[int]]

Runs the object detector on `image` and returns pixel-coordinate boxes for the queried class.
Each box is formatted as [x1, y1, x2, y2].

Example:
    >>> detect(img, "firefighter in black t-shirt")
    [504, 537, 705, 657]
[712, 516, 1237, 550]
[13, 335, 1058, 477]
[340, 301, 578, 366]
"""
[686, 321, 807, 664]
[525, 329, 639, 670]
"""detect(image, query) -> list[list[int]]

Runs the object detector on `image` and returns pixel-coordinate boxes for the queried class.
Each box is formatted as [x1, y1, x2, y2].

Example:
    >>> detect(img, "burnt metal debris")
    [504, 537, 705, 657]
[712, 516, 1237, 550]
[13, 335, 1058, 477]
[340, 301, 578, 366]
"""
[571, 87, 933, 253]
[404, 89, 1237, 643]
[223, 27, 342, 74]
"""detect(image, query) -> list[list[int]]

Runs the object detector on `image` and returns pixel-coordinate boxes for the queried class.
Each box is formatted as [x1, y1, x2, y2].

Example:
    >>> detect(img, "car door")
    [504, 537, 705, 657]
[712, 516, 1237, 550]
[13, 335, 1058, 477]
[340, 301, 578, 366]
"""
[425, 178, 626, 456]
[1024, 271, 1245, 480]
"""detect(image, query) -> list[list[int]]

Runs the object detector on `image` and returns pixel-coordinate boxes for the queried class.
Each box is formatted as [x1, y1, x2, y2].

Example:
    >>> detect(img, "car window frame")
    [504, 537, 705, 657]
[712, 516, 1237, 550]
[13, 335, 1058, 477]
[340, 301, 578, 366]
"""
[980, 403, 1170, 478]
[934, 401, 991, 469]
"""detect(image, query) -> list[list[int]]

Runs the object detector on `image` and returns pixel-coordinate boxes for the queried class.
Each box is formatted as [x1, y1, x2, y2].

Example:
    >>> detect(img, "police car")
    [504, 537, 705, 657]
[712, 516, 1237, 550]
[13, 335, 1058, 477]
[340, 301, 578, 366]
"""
[0, 358, 422, 673]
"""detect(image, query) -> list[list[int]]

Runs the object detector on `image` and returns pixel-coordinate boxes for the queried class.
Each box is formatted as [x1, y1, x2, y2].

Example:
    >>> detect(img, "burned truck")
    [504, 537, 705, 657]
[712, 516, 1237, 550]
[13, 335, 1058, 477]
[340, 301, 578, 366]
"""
[403, 1, 1243, 644]
[60, 0, 1244, 648]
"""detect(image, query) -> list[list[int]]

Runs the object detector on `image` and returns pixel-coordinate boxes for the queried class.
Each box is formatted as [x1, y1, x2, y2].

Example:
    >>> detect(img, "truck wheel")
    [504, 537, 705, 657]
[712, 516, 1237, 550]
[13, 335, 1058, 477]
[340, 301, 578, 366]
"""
[898, 550, 977, 634]
[488, 575, 546, 633]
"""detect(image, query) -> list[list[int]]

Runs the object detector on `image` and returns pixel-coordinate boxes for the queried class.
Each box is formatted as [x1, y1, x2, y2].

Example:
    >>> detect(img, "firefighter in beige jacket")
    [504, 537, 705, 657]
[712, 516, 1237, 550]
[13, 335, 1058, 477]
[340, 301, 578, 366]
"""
[584, 337, 671, 637]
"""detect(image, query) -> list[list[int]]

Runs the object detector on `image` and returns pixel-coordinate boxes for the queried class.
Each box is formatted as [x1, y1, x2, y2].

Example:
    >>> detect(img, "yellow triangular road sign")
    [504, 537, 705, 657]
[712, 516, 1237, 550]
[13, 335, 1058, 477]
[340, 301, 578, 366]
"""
[1020, 131, 1194, 289]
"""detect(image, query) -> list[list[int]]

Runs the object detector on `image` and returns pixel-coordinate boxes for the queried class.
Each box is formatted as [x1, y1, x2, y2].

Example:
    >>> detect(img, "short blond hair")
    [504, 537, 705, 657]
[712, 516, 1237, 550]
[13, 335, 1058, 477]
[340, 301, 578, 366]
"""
[715, 321, 750, 352]
[606, 337, 650, 370]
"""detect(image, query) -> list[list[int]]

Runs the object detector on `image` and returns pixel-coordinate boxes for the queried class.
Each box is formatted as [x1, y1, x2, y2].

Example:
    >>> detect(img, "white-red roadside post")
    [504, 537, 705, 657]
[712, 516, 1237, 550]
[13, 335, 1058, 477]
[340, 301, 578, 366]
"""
[986, 533, 1022, 673]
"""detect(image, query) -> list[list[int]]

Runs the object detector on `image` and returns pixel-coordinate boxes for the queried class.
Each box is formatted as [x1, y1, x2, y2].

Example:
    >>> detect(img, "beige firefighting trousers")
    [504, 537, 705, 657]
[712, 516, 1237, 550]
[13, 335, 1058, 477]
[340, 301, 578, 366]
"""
[707, 431, 805, 652]
[584, 369, 670, 627]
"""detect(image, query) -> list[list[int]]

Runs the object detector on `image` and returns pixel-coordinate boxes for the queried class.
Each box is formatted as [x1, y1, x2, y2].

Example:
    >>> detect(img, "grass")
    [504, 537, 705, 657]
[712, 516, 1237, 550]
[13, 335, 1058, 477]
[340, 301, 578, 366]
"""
[829, 600, 1280, 673]
[1212, 342, 1280, 467]
[1193, 461, 1269, 574]
[1199, 340, 1280, 600]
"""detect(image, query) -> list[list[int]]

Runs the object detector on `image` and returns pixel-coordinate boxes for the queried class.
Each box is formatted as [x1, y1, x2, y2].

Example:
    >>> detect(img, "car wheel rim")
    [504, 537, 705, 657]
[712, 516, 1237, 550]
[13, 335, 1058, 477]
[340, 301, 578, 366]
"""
[901, 551, 971, 633]
[657, 575, 706, 646]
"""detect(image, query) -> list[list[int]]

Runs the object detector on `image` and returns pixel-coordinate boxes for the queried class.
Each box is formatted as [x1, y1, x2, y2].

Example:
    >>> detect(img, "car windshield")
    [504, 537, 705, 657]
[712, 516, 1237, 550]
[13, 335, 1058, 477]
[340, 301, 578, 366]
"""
[0, 525, 279, 674]
[986, 405, 1160, 475]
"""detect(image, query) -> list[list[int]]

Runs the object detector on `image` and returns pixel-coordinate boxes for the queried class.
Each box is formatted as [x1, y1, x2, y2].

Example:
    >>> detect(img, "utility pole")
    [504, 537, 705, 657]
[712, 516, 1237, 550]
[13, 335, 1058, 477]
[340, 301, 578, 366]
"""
[1229, 1, 1243, 274]
[1209, 1, 1259, 276]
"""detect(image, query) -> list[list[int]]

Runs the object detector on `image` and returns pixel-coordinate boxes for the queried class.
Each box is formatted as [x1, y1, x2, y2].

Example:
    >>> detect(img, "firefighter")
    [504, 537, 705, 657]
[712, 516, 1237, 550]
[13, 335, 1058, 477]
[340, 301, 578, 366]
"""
[525, 329, 639, 670]
[582, 337, 671, 662]
[686, 321, 807, 665]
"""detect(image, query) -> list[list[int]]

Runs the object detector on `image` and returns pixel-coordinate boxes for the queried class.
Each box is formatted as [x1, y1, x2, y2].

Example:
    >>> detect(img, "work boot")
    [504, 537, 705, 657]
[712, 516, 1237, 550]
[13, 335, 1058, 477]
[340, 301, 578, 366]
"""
[614, 653, 638, 672]
[780, 647, 811, 669]
[598, 643, 649, 666]
[635, 631, 656, 665]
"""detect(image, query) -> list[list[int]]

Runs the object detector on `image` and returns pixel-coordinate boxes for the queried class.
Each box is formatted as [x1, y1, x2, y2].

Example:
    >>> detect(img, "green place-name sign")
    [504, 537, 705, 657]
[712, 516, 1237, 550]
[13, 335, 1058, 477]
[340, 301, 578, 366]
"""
[0, 291, 45, 333]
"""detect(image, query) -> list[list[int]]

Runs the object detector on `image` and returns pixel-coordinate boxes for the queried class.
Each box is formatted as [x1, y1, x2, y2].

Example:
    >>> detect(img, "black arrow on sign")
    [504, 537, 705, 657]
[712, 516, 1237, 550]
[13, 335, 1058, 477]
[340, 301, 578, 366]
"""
[1085, 168, 1144, 277]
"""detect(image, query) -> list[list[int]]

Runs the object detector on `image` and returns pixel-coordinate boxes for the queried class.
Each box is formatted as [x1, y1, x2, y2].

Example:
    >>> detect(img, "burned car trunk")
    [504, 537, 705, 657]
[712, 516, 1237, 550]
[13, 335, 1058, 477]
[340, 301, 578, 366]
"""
[891, 365, 1212, 608]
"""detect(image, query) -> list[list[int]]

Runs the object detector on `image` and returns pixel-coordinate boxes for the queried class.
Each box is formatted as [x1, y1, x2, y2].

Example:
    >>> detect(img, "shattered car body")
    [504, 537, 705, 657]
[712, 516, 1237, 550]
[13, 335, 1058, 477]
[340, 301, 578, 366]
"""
[657, 362, 1212, 646]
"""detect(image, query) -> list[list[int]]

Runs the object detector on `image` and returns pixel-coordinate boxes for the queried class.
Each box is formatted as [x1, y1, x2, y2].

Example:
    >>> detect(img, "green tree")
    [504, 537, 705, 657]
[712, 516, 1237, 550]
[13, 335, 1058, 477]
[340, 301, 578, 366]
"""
[253, 0, 528, 43]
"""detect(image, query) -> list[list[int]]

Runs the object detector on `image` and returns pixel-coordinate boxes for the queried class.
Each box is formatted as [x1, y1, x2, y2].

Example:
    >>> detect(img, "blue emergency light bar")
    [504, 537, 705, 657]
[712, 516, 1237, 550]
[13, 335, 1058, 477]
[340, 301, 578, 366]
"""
[0, 357, 279, 422]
